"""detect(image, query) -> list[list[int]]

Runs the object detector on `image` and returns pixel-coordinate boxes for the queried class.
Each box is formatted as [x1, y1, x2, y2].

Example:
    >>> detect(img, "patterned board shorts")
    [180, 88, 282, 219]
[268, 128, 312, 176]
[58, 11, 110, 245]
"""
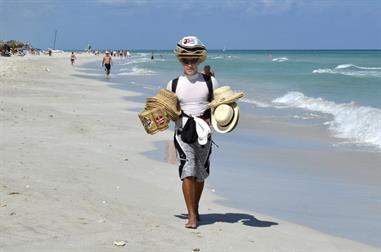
[173, 131, 212, 182]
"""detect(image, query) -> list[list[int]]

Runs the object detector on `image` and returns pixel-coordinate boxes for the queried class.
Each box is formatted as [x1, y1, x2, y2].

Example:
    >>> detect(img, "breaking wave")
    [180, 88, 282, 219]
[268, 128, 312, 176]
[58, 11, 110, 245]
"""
[313, 64, 381, 78]
[120, 57, 151, 65]
[118, 66, 156, 76]
[273, 92, 381, 150]
[272, 57, 289, 62]
[241, 97, 284, 109]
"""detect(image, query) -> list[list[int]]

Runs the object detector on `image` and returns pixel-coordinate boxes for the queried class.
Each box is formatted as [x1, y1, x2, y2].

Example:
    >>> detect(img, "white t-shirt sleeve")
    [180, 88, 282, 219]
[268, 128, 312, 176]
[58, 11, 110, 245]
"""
[211, 76, 219, 90]
[166, 80, 173, 91]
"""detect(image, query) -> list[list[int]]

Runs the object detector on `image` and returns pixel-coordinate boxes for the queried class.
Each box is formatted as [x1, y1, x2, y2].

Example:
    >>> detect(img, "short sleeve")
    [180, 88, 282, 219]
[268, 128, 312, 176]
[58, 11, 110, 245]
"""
[166, 80, 173, 91]
[211, 76, 219, 90]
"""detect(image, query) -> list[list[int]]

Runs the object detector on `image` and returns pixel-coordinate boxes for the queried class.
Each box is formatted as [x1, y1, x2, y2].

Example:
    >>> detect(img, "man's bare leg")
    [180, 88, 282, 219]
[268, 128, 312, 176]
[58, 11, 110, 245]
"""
[194, 181, 204, 221]
[182, 177, 198, 228]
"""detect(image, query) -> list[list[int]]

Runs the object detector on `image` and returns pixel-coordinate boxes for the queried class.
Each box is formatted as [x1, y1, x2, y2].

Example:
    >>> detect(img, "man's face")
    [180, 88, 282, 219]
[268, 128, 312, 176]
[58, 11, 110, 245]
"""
[180, 58, 199, 76]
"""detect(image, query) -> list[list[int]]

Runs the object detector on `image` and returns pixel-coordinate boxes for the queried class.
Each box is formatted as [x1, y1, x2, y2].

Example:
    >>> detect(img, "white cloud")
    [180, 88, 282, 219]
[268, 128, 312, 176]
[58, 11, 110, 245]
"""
[0, 0, 57, 18]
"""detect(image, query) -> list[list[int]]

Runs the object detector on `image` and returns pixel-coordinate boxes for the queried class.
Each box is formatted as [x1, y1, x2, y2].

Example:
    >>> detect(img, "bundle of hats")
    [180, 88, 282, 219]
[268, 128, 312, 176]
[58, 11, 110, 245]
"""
[208, 86, 245, 134]
[138, 89, 181, 135]
[145, 89, 181, 121]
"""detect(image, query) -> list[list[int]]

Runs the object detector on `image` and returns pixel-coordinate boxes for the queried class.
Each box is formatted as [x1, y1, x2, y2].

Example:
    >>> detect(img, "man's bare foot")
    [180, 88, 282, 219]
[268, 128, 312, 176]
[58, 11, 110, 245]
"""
[185, 215, 198, 229]
[185, 223, 197, 229]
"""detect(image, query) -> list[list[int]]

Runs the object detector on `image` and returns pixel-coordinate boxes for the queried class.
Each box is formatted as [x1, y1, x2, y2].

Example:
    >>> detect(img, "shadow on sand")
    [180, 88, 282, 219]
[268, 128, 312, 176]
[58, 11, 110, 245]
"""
[175, 213, 278, 228]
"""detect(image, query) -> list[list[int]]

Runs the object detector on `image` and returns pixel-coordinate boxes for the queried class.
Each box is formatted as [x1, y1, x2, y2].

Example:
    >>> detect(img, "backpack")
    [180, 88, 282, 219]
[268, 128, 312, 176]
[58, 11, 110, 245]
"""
[172, 74, 213, 144]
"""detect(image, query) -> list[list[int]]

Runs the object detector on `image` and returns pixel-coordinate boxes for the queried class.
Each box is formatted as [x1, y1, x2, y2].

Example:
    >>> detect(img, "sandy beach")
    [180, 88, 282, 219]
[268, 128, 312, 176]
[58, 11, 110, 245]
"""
[1, 53, 379, 251]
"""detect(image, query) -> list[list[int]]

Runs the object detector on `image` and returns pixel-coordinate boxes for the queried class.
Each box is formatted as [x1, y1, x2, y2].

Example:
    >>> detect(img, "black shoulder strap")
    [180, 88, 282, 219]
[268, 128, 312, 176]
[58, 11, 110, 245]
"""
[202, 74, 214, 102]
[171, 77, 179, 93]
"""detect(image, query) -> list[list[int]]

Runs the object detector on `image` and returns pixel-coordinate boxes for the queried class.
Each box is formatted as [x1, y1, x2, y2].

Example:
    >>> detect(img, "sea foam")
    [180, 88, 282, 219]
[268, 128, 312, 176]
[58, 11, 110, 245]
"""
[272, 57, 289, 62]
[335, 64, 381, 70]
[313, 64, 381, 78]
[240, 98, 271, 108]
[273, 92, 381, 150]
[118, 66, 156, 76]
[120, 57, 151, 65]
[241, 97, 284, 109]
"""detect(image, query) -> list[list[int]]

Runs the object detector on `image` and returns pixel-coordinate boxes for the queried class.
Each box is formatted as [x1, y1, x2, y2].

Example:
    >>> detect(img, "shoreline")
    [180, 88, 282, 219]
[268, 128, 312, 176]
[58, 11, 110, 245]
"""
[74, 54, 381, 247]
[0, 53, 379, 251]
[78, 54, 381, 246]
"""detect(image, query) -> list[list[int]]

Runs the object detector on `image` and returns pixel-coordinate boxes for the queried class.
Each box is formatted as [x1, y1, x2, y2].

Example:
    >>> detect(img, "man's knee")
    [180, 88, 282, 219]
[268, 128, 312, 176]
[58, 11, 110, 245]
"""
[183, 176, 196, 181]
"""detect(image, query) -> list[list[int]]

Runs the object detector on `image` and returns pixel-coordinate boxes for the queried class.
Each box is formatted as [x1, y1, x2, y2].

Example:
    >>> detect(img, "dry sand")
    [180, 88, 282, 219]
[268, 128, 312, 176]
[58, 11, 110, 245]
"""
[0, 53, 379, 251]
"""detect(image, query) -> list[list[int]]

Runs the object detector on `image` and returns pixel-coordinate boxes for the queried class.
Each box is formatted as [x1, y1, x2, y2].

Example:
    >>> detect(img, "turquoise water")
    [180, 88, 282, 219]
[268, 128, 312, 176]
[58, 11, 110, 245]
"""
[104, 50, 381, 150]
[77, 50, 381, 247]
[128, 50, 381, 106]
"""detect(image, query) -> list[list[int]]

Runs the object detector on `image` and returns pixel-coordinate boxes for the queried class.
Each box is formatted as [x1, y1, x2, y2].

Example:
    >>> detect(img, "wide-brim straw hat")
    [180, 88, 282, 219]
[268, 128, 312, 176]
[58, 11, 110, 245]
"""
[211, 102, 240, 133]
[208, 86, 244, 108]
[145, 89, 181, 121]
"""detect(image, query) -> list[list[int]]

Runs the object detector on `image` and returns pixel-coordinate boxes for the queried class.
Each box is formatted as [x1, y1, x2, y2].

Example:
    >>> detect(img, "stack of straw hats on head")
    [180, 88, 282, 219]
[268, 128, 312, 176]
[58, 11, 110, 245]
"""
[208, 86, 245, 134]
[138, 89, 181, 135]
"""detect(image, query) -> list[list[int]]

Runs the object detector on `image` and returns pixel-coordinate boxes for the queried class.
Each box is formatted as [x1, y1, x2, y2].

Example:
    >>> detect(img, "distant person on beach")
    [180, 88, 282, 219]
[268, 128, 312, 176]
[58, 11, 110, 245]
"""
[166, 36, 218, 229]
[102, 51, 112, 76]
[151, 52, 154, 60]
[70, 52, 76, 65]
[203, 65, 215, 77]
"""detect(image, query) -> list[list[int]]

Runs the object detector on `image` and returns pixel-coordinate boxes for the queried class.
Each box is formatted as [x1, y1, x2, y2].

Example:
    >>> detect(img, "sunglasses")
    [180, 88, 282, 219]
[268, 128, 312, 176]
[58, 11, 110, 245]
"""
[180, 58, 199, 65]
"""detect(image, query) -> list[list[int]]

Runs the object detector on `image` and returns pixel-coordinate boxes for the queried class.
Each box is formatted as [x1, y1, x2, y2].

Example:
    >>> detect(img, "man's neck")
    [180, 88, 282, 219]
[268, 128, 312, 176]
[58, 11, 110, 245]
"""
[184, 72, 199, 82]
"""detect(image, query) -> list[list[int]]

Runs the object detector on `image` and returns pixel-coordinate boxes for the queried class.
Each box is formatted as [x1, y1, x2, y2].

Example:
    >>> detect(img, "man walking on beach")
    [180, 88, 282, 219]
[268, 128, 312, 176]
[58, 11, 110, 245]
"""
[70, 52, 77, 65]
[102, 51, 112, 76]
[167, 36, 218, 229]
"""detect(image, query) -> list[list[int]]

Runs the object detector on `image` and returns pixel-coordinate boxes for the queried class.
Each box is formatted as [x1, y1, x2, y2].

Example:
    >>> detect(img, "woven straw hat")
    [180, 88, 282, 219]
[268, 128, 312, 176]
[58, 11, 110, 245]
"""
[211, 102, 240, 133]
[138, 107, 169, 135]
[145, 89, 181, 121]
[208, 86, 244, 108]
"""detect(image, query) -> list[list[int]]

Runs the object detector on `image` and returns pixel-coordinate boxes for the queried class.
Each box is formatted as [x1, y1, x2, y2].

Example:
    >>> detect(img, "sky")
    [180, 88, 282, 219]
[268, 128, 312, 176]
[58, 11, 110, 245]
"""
[0, 0, 380, 50]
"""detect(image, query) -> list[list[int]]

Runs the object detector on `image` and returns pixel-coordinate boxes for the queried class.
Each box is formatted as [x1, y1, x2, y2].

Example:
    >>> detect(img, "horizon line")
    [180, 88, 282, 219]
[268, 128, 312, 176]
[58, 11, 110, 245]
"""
[61, 48, 381, 51]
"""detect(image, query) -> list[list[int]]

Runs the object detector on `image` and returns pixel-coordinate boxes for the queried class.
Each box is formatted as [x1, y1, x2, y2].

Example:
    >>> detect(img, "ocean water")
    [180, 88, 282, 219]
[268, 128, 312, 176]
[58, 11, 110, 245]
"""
[84, 50, 381, 151]
[77, 50, 381, 247]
